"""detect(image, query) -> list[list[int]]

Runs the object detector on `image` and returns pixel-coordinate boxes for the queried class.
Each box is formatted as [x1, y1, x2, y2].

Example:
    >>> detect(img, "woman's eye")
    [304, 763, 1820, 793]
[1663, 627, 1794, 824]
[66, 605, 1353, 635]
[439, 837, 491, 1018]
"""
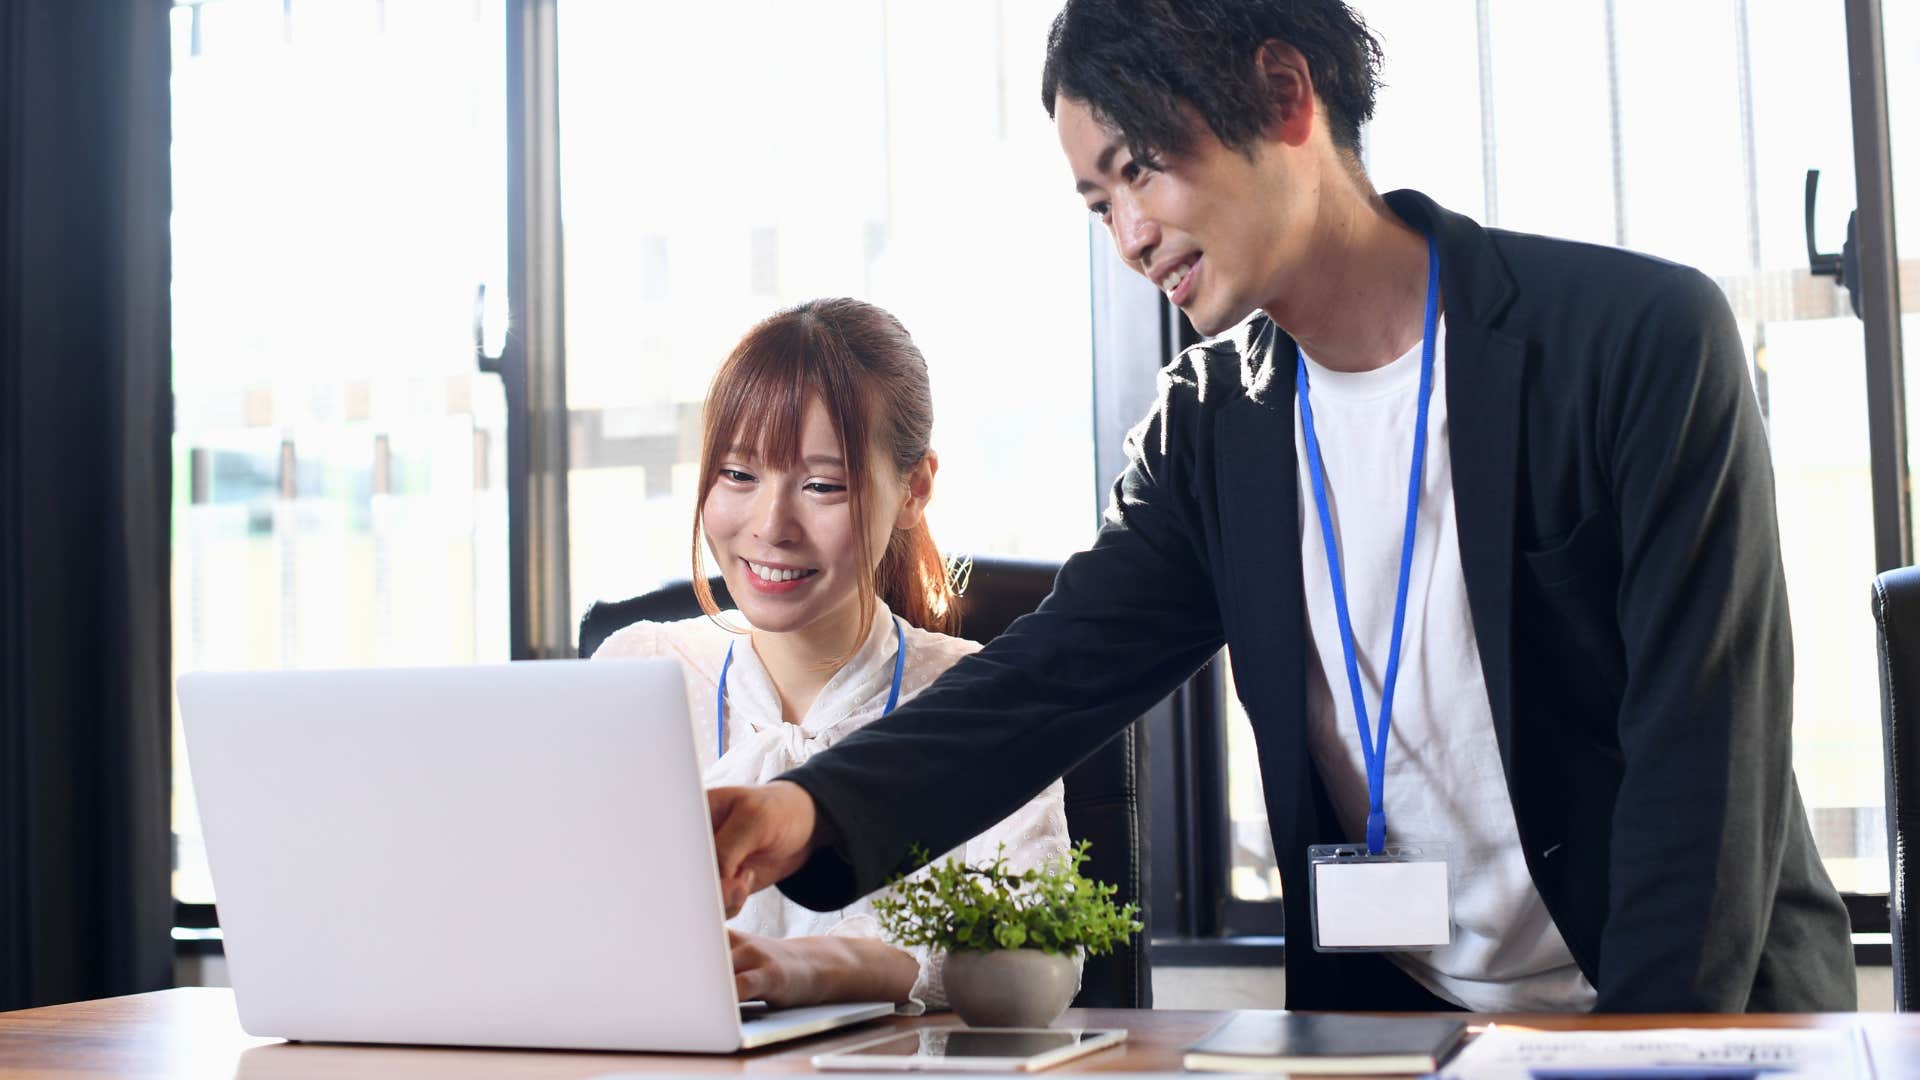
[719, 468, 755, 484]
[803, 481, 847, 495]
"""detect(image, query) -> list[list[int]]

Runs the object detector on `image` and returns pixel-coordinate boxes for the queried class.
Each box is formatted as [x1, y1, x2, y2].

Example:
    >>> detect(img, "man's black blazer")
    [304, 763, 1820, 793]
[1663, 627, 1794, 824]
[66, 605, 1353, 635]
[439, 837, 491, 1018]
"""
[779, 190, 1856, 1012]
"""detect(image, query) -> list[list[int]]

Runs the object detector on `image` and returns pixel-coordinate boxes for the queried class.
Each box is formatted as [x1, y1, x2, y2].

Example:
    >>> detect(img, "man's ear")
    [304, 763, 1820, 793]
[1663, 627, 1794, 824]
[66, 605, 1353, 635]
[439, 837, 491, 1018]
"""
[1255, 39, 1317, 148]
[894, 451, 938, 532]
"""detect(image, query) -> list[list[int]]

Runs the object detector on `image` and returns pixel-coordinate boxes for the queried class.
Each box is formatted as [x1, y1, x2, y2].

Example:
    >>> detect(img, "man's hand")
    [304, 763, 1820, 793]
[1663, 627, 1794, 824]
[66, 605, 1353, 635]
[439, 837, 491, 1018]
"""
[708, 780, 829, 917]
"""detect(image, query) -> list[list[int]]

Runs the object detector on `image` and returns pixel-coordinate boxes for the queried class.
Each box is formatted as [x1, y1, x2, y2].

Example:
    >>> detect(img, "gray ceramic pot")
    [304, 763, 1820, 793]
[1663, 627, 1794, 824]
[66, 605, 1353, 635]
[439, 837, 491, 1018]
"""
[942, 949, 1079, 1027]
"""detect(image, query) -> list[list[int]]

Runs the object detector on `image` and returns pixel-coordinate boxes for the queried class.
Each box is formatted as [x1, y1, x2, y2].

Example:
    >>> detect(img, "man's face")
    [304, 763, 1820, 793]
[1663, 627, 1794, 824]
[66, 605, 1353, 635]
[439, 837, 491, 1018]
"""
[1058, 96, 1299, 336]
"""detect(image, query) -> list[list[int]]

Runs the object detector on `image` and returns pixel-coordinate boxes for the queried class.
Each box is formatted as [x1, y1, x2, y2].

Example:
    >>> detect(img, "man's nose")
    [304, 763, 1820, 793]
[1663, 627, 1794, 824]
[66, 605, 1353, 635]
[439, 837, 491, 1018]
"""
[1114, 194, 1158, 268]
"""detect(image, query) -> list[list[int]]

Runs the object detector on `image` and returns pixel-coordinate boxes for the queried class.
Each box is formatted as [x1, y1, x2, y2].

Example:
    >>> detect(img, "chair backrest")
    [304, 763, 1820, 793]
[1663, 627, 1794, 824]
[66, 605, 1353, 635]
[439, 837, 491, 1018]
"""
[579, 578, 738, 658]
[1871, 566, 1918, 1011]
[578, 555, 1152, 1008]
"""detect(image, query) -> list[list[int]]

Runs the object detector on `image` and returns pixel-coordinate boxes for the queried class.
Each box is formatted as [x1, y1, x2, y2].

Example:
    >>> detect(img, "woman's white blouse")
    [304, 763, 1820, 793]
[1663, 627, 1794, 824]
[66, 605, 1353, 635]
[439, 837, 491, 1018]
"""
[592, 600, 1077, 1013]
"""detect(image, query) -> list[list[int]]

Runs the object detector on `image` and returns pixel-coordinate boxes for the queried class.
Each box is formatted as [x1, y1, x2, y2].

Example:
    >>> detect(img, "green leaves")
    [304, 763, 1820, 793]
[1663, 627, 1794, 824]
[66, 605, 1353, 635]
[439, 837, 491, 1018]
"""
[870, 840, 1144, 956]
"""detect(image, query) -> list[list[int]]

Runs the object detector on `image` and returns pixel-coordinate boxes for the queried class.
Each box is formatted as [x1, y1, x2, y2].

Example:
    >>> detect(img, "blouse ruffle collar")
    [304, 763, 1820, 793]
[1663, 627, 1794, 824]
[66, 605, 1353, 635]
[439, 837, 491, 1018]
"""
[702, 600, 902, 788]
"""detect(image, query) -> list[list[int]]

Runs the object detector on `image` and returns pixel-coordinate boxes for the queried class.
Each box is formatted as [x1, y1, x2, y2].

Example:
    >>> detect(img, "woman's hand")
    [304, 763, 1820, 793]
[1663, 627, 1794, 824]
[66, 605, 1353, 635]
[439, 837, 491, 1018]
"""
[729, 929, 824, 1006]
[727, 929, 920, 1007]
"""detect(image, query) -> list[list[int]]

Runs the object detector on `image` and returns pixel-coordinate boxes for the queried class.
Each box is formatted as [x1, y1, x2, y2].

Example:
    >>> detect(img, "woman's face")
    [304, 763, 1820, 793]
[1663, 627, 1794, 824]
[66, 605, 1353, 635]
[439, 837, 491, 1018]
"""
[702, 395, 923, 637]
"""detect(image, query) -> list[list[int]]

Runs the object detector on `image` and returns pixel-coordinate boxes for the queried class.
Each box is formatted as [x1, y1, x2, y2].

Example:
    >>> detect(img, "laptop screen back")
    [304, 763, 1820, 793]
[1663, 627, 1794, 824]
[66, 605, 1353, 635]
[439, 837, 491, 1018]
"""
[179, 658, 746, 1051]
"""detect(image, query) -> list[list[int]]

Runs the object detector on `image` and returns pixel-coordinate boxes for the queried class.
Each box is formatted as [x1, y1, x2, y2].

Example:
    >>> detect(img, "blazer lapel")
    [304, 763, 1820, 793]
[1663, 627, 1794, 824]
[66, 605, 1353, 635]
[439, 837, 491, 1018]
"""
[1446, 320, 1527, 780]
[1215, 326, 1322, 853]
[1385, 189, 1529, 782]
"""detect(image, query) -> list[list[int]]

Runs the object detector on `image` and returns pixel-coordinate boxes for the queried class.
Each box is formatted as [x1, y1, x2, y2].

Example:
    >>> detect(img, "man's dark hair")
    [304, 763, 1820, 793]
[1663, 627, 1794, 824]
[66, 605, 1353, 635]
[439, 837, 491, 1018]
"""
[1041, 0, 1384, 164]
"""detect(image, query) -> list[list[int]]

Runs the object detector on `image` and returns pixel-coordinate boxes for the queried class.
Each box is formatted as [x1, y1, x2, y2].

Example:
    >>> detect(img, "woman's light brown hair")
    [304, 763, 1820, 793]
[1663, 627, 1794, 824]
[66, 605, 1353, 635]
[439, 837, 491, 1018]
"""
[691, 298, 958, 639]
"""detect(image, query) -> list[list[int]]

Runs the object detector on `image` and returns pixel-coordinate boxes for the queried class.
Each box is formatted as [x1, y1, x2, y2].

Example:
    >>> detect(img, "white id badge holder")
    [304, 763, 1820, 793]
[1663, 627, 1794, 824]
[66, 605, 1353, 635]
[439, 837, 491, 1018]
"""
[1307, 842, 1453, 951]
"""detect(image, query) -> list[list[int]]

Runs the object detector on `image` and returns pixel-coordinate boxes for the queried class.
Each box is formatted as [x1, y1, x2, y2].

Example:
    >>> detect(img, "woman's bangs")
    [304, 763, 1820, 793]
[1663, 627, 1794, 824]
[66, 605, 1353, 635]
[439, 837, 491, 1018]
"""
[710, 341, 816, 471]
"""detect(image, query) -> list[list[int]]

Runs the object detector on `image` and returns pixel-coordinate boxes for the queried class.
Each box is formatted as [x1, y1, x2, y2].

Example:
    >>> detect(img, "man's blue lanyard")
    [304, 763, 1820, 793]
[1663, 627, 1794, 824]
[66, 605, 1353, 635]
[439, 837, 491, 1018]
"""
[1295, 232, 1440, 856]
[715, 616, 907, 757]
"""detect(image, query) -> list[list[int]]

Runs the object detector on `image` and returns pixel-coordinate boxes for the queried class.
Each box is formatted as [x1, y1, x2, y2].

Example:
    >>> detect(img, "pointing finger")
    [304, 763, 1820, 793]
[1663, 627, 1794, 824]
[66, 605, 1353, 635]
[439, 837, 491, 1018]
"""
[712, 797, 762, 881]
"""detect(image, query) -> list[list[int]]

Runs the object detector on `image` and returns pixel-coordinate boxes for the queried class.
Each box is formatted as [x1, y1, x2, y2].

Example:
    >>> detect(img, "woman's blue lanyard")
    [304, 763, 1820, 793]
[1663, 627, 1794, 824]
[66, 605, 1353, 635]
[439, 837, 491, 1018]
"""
[1295, 232, 1440, 856]
[714, 616, 907, 757]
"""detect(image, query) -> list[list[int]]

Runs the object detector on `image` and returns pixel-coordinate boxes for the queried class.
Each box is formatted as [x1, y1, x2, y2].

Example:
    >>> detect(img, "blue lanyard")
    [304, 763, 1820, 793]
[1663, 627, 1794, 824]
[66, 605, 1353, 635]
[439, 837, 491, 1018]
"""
[1295, 232, 1440, 855]
[715, 616, 907, 757]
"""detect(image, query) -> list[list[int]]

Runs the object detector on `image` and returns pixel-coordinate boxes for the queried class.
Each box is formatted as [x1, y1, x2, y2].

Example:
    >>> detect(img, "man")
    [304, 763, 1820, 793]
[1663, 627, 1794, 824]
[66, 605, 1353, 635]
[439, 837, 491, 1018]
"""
[708, 0, 1855, 1012]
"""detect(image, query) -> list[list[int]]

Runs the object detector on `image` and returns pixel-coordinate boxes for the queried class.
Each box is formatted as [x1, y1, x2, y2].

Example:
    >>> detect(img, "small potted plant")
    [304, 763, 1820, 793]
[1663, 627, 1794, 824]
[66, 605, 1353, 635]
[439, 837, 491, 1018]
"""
[873, 840, 1143, 1027]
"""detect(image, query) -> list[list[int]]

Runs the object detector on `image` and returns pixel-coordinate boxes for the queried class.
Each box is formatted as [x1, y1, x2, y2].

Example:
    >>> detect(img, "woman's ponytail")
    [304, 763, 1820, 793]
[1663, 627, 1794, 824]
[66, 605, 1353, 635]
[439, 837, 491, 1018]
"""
[875, 519, 959, 636]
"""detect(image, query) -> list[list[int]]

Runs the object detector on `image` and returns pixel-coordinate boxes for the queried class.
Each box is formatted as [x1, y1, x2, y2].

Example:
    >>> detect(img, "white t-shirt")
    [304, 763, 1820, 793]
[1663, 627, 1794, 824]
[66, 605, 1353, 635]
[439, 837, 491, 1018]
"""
[591, 599, 1077, 1013]
[1294, 325, 1599, 1011]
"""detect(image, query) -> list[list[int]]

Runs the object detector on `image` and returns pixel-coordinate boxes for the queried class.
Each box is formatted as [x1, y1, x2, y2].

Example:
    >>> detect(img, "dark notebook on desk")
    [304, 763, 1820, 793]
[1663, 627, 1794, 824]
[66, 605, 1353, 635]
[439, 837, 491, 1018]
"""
[1183, 1011, 1468, 1075]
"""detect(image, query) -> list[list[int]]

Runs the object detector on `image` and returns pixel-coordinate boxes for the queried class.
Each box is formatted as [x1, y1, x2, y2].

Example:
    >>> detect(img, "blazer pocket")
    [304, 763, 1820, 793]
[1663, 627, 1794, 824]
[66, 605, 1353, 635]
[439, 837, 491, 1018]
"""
[1522, 510, 1615, 589]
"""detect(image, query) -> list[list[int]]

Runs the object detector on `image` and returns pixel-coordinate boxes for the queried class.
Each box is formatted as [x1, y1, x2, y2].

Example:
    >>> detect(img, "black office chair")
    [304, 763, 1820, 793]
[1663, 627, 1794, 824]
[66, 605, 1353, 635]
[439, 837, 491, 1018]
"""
[1871, 566, 1919, 1010]
[579, 555, 1152, 1008]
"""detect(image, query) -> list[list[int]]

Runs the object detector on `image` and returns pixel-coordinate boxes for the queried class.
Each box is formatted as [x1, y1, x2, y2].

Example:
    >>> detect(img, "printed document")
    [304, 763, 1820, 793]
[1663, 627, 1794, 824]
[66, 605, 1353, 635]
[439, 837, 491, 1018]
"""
[1439, 1026, 1863, 1079]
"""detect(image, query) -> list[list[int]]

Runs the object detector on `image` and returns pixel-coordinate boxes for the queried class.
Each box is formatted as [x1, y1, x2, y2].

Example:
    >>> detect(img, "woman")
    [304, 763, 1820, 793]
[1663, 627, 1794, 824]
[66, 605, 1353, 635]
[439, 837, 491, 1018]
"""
[593, 298, 1074, 1013]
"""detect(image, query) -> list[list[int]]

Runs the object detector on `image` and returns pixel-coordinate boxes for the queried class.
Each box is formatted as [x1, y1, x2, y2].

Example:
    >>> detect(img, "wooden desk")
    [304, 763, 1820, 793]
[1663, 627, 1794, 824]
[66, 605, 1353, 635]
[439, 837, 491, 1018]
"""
[0, 988, 1913, 1079]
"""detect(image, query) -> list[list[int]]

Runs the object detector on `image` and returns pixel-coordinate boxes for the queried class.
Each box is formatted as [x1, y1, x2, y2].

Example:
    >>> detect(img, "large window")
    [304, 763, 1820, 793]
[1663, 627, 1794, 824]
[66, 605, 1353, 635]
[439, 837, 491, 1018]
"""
[168, 0, 512, 907]
[556, 0, 1096, 631]
[168, 0, 1094, 916]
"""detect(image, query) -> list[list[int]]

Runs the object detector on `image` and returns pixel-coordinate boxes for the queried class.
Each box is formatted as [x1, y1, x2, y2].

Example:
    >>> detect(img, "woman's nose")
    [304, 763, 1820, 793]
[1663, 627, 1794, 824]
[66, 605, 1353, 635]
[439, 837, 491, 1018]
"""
[751, 485, 796, 541]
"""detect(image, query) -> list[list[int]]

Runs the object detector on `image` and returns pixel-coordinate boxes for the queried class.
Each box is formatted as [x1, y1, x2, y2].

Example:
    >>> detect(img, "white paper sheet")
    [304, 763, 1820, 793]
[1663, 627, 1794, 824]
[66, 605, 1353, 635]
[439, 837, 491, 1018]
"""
[1438, 1026, 1863, 1079]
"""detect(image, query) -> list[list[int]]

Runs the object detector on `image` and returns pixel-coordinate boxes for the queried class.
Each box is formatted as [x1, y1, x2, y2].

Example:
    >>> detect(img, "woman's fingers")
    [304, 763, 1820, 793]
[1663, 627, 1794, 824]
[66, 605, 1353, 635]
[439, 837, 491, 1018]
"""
[729, 930, 784, 1004]
[735, 967, 767, 1004]
[729, 931, 763, 968]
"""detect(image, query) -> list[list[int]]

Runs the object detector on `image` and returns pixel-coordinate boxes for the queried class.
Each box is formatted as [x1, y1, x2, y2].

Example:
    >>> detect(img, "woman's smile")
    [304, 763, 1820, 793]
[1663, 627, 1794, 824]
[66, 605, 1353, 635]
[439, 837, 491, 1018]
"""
[741, 558, 821, 594]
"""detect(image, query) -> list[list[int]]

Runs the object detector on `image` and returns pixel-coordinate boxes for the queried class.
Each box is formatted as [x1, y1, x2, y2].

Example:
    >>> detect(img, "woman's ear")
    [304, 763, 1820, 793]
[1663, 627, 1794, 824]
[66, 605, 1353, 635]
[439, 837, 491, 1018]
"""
[894, 451, 938, 532]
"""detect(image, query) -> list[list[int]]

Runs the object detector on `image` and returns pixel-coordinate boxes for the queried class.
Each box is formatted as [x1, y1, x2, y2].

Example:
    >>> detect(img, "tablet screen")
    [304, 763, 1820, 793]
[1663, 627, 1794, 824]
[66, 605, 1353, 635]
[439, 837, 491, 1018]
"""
[838, 1029, 1095, 1060]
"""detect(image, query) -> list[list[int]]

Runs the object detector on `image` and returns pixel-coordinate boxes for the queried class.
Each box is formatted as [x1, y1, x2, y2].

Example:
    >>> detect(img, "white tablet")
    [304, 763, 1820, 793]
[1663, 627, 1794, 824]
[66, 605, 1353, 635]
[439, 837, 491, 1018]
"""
[810, 1027, 1127, 1072]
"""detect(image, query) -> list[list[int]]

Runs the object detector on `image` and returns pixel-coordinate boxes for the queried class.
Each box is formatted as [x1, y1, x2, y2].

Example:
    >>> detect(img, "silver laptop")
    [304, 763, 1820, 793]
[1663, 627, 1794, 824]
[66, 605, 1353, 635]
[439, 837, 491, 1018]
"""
[177, 659, 893, 1052]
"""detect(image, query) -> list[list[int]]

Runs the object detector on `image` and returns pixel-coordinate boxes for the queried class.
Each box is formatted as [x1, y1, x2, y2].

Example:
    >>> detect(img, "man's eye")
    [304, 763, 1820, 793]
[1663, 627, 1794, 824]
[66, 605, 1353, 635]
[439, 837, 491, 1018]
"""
[1088, 201, 1111, 222]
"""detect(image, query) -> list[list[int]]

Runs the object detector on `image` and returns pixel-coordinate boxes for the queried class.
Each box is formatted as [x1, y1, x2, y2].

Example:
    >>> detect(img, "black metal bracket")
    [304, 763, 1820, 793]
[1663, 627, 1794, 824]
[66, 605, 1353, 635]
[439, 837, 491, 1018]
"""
[1804, 168, 1863, 318]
